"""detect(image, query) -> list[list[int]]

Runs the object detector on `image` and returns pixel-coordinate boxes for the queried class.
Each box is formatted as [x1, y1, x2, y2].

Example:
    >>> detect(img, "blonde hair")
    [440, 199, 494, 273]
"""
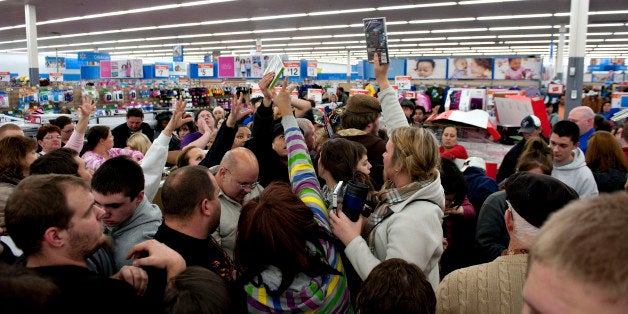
[389, 127, 440, 183]
[531, 193, 628, 302]
[126, 133, 151, 155]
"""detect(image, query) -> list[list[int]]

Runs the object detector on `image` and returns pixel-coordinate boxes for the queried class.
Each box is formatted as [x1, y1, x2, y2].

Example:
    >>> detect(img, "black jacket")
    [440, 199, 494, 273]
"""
[112, 122, 154, 148]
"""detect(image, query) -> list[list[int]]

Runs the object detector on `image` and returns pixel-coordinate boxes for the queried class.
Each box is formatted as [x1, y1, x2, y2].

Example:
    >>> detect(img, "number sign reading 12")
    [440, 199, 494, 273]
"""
[284, 61, 300, 77]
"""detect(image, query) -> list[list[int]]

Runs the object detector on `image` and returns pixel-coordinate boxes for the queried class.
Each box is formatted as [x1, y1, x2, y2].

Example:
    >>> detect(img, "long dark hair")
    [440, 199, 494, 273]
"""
[319, 138, 374, 190]
[0, 136, 37, 184]
[82, 125, 110, 155]
[235, 182, 340, 295]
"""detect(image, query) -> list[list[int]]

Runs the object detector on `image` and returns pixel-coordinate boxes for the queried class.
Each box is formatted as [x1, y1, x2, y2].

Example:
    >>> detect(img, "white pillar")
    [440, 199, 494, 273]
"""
[555, 26, 566, 82]
[346, 50, 351, 83]
[25, 4, 39, 86]
[565, 0, 588, 119]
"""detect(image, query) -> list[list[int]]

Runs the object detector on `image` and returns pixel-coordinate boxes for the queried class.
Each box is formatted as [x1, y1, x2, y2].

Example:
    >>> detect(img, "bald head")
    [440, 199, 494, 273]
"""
[568, 106, 594, 135]
[217, 147, 259, 203]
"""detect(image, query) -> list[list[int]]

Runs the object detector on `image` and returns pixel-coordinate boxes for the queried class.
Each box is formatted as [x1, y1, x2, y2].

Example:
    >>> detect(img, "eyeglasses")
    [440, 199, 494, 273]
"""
[225, 168, 259, 190]
[44, 135, 62, 140]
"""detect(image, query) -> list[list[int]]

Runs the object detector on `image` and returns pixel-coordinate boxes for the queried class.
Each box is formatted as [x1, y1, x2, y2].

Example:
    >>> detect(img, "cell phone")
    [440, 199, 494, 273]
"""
[363, 17, 390, 64]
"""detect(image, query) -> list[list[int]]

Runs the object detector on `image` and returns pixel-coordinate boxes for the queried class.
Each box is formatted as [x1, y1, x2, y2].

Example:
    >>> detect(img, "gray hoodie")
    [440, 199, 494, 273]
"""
[551, 148, 598, 198]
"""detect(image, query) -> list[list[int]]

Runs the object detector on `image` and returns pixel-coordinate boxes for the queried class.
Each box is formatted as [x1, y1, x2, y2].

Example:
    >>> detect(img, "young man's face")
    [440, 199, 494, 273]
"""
[550, 133, 577, 164]
[93, 191, 143, 227]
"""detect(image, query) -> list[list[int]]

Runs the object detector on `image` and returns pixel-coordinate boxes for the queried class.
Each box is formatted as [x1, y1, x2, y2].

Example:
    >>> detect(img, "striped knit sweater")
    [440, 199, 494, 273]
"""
[244, 115, 351, 313]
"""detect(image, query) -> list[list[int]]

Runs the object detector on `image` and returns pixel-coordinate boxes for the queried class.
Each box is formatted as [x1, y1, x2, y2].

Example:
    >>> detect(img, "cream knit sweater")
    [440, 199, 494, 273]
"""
[436, 253, 528, 314]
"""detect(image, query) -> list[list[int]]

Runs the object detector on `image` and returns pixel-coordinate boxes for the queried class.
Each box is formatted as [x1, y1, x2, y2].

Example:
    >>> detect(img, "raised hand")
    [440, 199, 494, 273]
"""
[275, 76, 297, 117]
[79, 95, 96, 118]
[226, 93, 244, 128]
[259, 72, 276, 106]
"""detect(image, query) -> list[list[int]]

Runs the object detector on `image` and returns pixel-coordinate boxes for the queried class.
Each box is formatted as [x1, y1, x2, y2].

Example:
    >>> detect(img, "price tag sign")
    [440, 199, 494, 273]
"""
[290, 90, 299, 99]
[404, 91, 416, 99]
[395, 76, 412, 90]
[350, 89, 370, 96]
[197, 63, 214, 77]
[155, 65, 169, 77]
[307, 89, 324, 103]
[179, 78, 190, 85]
[0, 71, 10, 82]
[50, 73, 64, 82]
[283, 61, 301, 77]
[307, 62, 317, 77]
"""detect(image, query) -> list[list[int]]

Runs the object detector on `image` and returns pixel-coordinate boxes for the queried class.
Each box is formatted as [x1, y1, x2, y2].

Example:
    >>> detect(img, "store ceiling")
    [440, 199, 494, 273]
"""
[0, 0, 627, 64]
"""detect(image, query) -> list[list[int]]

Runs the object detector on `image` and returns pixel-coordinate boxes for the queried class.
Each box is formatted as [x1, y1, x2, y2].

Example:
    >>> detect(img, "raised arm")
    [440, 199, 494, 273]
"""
[141, 98, 186, 202]
[199, 94, 244, 168]
[181, 118, 213, 149]
[276, 79, 329, 228]
[374, 53, 408, 136]
[65, 95, 96, 153]
[259, 71, 275, 107]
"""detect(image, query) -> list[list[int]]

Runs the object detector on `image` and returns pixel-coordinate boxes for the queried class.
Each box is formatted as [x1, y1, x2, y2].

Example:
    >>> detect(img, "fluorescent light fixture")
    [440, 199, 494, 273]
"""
[410, 17, 475, 24]
[605, 38, 628, 41]
[588, 23, 625, 27]
[35, 0, 236, 26]
[489, 25, 553, 31]
[432, 28, 487, 33]
[292, 35, 333, 40]
[386, 21, 409, 25]
[298, 25, 350, 31]
[419, 42, 459, 46]
[332, 34, 364, 38]
[256, 13, 307, 21]
[309, 8, 375, 16]
[458, 0, 526, 4]
[478, 13, 552, 20]
[388, 30, 430, 35]
[589, 10, 628, 15]
[401, 37, 447, 41]
[504, 40, 552, 44]
[377, 2, 456, 10]
[553, 12, 570, 17]
[498, 34, 553, 38]
[200, 18, 248, 25]
[447, 35, 496, 40]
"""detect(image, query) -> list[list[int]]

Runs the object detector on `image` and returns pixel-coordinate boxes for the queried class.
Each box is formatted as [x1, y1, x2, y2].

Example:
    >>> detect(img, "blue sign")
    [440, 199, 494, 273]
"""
[77, 52, 110, 65]
[173, 46, 184, 62]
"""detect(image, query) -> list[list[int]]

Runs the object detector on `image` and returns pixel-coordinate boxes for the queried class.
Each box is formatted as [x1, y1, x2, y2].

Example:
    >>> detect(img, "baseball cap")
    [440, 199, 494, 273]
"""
[518, 115, 541, 133]
[459, 156, 486, 172]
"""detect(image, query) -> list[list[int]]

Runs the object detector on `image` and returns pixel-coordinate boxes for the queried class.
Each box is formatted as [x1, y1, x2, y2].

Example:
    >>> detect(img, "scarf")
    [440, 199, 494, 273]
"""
[367, 180, 432, 248]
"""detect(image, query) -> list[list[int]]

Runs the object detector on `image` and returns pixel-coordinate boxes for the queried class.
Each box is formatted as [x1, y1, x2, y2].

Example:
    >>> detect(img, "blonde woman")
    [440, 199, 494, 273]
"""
[126, 133, 152, 155]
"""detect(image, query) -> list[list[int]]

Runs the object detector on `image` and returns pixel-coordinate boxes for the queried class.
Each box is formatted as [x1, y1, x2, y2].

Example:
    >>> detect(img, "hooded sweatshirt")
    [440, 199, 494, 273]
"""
[551, 148, 598, 198]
